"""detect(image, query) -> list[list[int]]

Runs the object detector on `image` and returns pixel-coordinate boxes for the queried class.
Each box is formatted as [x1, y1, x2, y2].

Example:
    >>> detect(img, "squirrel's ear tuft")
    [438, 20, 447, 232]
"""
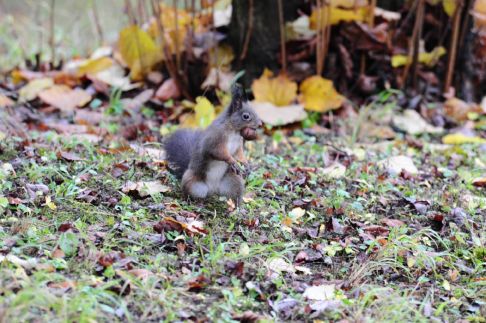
[229, 83, 248, 114]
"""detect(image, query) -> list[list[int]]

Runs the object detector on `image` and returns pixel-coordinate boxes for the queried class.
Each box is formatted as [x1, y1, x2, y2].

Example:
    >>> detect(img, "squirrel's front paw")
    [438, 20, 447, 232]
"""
[230, 162, 245, 176]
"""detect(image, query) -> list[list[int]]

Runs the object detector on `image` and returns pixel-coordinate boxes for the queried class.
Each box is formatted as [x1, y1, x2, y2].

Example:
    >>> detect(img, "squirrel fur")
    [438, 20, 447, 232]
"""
[164, 84, 262, 203]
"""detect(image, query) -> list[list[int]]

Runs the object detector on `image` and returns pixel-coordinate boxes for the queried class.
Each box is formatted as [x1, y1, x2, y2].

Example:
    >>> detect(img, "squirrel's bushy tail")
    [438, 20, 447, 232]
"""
[163, 129, 201, 179]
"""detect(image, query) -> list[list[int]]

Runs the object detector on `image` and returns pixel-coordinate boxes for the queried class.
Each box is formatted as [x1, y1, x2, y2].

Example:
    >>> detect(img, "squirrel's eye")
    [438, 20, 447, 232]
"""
[242, 113, 251, 121]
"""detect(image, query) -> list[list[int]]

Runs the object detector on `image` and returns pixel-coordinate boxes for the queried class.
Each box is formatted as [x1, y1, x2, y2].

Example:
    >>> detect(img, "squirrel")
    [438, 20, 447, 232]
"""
[163, 84, 262, 204]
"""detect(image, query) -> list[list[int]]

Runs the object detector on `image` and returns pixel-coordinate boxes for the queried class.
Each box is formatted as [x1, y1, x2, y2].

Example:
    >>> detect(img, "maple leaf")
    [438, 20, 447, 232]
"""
[118, 25, 163, 80]
[251, 69, 297, 107]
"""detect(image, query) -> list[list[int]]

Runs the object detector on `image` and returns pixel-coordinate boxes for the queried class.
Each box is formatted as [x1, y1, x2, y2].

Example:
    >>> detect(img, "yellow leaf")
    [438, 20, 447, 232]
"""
[329, 0, 368, 8]
[442, 133, 486, 145]
[391, 46, 446, 68]
[147, 4, 192, 55]
[300, 75, 344, 112]
[209, 44, 235, 70]
[76, 57, 114, 76]
[118, 25, 162, 80]
[310, 6, 368, 29]
[443, 0, 457, 16]
[44, 196, 57, 211]
[19, 78, 54, 102]
[251, 69, 297, 107]
[182, 97, 216, 128]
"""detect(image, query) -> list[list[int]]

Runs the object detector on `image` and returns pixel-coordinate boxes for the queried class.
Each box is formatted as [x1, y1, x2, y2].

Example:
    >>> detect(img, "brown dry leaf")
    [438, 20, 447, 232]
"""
[444, 97, 484, 122]
[251, 69, 297, 107]
[19, 78, 54, 101]
[52, 248, 65, 259]
[38, 85, 92, 112]
[381, 218, 406, 227]
[300, 75, 344, 112]
[251, 102, 307, 126]
[128, 268, 154, 280]
[161, 217, 208, 236]
[155, 78, 181, 101]
[472, 177, 486, 187]
[473, 0, 486, 28]
[0, 94, 15, 108]
[118, 25, 163, 80]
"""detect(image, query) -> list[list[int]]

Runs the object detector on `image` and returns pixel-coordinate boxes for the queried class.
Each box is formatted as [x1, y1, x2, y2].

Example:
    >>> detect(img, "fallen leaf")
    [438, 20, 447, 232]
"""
[76, 57, 114, 76]
[310, 6, 368, 29]
[38, 85, 92, 112]
[155, 78, 180, 101]
[128, 269, 154, 280]
[444, 98, 483, 123]
[320, 163, 346, 179]
[0, 254, 38, 269]
[267, 257, 295, 273]
[392, 46, 446, 68]
[381, 218, 406, 227]
[90, 65, 139, 91]
[44, 196, 57, 210]
[182, 96, 216, 128]
[154, 216, 208, 236]
[251, 102, 307, 126]
[58, 151, 84, 161]
[118, 25, 163, 80]
[123, 89, 154, 111]
[303, 284, 336, 301]
[122, 181, 170, 197]
[300, 76, 344, 112]
[0, 94, 15, 108]
[19, 78, 54, 101]
[378, 156, 418, 175]
[472, 177, 486, 187]
[442, 133, 486, 145]
[201, 68, 235, 91]
[391, 110, 443, 135]
[251, 69, 297, 107]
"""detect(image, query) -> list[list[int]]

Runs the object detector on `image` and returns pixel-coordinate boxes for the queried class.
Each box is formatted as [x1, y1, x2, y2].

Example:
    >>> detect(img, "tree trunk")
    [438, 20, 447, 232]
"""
[228, 0, 301, 87]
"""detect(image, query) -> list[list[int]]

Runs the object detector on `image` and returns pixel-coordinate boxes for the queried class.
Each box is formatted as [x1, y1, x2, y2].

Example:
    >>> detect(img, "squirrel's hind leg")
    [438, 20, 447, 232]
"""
[182, 170, 209, 199]
[219, 172, 244, 205]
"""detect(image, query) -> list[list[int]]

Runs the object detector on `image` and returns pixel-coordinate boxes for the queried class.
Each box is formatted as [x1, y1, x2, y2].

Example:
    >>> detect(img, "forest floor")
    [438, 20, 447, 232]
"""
[1, 97, 485, 322]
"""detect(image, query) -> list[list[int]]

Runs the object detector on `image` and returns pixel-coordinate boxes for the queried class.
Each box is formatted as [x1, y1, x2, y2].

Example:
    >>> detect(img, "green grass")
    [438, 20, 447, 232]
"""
[0, 115, 485, 322]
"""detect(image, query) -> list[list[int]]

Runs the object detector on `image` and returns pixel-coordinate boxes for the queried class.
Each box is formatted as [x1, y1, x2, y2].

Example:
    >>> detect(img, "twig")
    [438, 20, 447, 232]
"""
[360, 0, 376, 75]
[151, 0, 192, 99]
[49, 0, 56, 65]
[402, 0, 424, 90]
[277, 0, 287, 72]
[124, 0, 137, 24]
[444, 1, 464, 93]
[90, 0, 104, 44]
[173, 0, 181, 72]
[240, 0, 254, 61]
[316, 0, 330, 75]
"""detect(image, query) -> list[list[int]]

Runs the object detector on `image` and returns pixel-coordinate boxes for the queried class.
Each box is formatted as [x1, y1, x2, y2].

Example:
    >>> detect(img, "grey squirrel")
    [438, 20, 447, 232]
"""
[163, 84, 262, 204]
